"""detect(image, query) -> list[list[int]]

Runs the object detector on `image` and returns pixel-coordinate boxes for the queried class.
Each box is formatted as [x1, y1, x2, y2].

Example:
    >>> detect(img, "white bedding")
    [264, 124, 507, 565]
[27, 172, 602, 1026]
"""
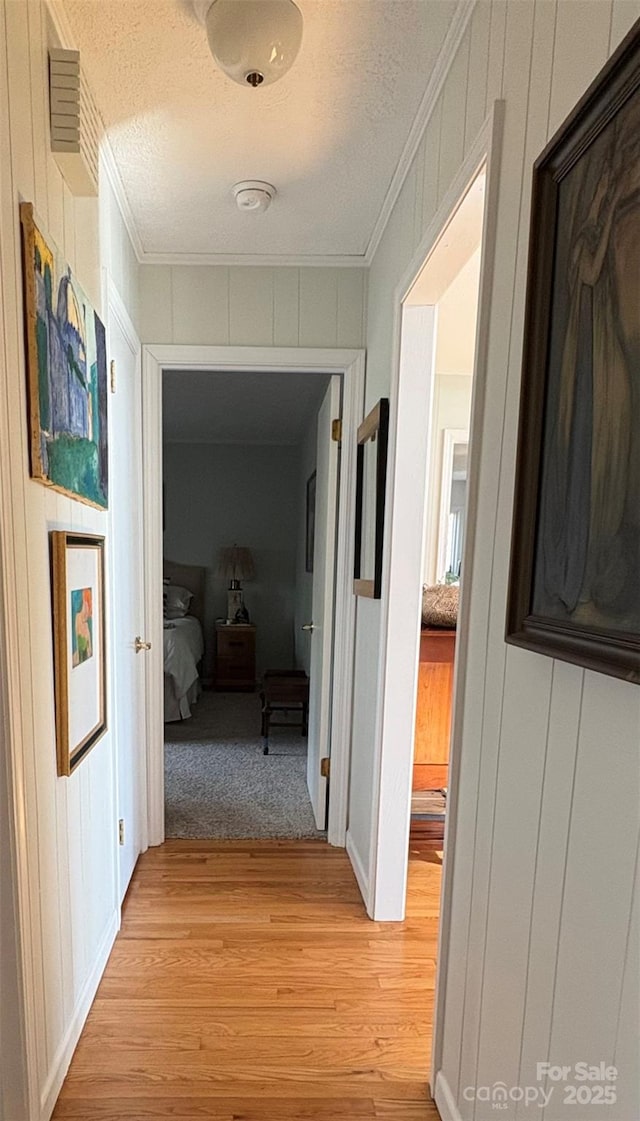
[163, 616, 204, 719]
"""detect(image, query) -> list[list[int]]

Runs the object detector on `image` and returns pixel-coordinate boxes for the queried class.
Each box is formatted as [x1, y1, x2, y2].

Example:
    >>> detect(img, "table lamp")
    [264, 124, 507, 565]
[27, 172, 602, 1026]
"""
[218, 545, 255, 623]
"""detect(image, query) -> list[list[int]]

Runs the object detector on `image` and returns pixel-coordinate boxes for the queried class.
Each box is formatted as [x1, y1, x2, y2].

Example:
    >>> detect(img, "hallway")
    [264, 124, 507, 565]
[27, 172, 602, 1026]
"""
[52, 840, 442, 1120]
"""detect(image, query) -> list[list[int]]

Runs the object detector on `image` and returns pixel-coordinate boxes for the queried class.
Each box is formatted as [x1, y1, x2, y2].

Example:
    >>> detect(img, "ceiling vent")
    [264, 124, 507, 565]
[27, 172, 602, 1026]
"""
[49, 49, 101, 197]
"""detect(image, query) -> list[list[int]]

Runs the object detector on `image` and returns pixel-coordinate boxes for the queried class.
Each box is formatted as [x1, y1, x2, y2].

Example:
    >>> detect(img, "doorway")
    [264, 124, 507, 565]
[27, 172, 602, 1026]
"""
[160, 367, 336, 839]
[142, 345, 365, 851]
[366, 105, 503, 1100]
[408, 181, 484, 844]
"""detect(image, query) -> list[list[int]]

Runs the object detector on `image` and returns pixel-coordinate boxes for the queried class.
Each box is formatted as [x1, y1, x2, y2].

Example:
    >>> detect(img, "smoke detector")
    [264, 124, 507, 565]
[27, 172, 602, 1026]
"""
[233, 181, 276, 213]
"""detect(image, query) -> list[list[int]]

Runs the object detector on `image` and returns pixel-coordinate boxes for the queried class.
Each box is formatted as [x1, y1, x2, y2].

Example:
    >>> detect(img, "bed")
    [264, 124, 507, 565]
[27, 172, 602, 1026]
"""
[163, 559, 206, 722]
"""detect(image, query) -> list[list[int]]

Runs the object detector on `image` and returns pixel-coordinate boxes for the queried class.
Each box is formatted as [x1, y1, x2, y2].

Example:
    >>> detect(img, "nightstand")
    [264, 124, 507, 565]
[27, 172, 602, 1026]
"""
[214, 624, 256, 691]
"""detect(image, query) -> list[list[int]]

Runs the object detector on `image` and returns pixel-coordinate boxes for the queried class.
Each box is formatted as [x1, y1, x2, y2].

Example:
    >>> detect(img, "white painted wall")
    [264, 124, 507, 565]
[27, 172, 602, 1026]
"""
[349, 2, 640, 1119]
[163, 442, 299, 678]
[294, 415, 318, 674]
[422, 247, 479, 585]
[0, 2, 140, 1117]
[434, 246, 481, 376]
[423, 375, 473, 585]
[0, 557, 28, 1121]
[139, 263, 367, 350]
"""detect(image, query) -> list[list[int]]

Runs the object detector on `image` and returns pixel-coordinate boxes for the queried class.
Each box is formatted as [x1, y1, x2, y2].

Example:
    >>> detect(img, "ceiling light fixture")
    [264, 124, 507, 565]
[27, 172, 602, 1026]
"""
[233, 180, 276, 213]
[195, 0, 303, 88]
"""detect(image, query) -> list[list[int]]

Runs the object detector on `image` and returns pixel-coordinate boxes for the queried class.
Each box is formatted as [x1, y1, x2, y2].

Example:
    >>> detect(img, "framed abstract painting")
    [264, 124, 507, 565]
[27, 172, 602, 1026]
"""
[51, 532, 107, 775]
[20, 202, 108, 509]
[506, 22, 640, 684]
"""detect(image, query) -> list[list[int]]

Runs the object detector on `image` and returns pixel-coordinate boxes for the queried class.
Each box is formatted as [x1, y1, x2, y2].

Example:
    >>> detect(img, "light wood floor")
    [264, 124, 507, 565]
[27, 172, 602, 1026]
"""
[53, 839, 442, 1120]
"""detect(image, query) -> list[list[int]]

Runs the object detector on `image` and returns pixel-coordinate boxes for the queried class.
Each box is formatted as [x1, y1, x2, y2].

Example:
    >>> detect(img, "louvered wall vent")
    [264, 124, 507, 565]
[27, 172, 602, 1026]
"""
[49, 48, 100, 197]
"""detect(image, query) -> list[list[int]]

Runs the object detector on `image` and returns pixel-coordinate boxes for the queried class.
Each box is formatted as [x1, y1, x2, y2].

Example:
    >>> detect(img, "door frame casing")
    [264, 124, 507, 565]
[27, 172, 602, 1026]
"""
[365, 99, 504, 1072]
[105, 277, 147, 890]
[142, 344, 365, 849]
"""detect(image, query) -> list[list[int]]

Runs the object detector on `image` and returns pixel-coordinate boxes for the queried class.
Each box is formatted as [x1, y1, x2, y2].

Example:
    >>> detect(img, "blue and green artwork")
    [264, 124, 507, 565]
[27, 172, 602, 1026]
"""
[20, 203, 108, 508]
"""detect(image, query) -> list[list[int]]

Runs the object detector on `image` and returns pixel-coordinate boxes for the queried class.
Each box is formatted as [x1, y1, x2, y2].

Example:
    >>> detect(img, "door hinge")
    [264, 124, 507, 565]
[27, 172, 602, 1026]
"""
[110, 359, 116, 394]
[331, 418, 342, 444]
[118, 819, 125, 845]
[320, 757, 330, 779]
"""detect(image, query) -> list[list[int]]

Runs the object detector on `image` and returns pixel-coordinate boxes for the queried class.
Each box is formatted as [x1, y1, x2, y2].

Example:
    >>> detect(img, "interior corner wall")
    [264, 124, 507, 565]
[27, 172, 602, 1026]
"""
[294, 414, 318, 674]
[163, 442, 299, 678]
[351, 2, 640, 1119]
[0, 2, 141, 1117]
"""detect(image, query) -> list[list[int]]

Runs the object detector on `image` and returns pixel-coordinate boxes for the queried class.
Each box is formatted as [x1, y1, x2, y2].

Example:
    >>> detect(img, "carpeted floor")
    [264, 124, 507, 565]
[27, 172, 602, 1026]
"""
[164, 691, 324, 840]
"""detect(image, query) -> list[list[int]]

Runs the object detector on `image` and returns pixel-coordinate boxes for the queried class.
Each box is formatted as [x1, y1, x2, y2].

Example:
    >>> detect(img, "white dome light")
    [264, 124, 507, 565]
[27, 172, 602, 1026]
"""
[200, 0, 303, 88]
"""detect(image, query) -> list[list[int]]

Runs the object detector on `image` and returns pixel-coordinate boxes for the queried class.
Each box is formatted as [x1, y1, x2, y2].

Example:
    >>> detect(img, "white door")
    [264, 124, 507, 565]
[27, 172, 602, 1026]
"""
[108, 300, 146, 901]
[306, 376, 341, 829]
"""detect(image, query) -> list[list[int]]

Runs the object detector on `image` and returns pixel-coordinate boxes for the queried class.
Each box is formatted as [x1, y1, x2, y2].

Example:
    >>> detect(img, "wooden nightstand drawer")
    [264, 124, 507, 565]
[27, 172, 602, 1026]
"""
[215, 624, 256, 691]
[218, 631, 253, 655]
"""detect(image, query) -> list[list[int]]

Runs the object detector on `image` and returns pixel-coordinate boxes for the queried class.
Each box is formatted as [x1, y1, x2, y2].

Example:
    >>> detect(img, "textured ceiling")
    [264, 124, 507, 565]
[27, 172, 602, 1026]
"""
[162, 370, 330, 444]
[62, 0, 457, 261]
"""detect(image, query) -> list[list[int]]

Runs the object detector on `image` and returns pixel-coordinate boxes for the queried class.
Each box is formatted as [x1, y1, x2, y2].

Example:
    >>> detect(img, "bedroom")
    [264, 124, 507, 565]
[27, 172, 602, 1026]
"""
[161, 367, 334, 840]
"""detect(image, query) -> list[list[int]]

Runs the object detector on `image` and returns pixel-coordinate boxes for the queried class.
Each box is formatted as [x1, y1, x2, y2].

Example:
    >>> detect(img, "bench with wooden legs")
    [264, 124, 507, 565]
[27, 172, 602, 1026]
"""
[260, 670, 310, 756]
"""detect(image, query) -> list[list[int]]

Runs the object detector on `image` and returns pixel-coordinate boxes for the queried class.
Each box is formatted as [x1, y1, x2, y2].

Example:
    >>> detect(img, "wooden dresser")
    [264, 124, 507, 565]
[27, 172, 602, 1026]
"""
[214, 624, 256, 691]
[413, 628, 456, 790]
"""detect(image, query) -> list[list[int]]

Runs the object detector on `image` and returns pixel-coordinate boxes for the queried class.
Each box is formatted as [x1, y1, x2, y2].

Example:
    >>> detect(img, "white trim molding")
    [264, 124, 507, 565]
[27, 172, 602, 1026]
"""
[434, 1070, 464, 1121]
[142, 345, 365, 851]
[140, 251, 368, 268]
[346, 830, 370, 906]
[364, 0, 477, 265]
[46, 0, 476, 273]
[104, 276, 148, 868]
[45, 0, 145, 262]
[365, 94, 504, 1068]
[39, 913, 119, 1120]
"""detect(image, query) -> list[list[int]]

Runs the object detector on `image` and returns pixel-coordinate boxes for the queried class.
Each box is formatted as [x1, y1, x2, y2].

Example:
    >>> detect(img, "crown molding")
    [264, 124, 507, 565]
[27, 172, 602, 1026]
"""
[50, 0, 475, 272]
[363, 0, 477, 266]
[98, 144, 146, 260]
[139, 250, 367, 268]
[46, 0, 145, 262]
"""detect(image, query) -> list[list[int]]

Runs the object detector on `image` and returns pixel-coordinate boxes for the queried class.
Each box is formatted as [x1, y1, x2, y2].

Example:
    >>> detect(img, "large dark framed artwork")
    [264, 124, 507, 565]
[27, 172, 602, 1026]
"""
[506, 22, 640, 684]
[20, 202, 109, 509]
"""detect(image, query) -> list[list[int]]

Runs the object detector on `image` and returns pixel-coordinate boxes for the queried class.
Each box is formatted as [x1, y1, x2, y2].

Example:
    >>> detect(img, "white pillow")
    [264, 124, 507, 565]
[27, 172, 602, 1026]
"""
[163, 584, 193, 619]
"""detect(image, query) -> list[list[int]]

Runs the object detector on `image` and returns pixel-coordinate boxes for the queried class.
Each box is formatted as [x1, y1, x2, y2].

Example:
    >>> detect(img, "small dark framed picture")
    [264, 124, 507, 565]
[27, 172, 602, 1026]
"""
[305, 471, 316, 573]
[506, 22, 640, 684]
[354, 398, 390, 599]
[51, 531, 107, 775]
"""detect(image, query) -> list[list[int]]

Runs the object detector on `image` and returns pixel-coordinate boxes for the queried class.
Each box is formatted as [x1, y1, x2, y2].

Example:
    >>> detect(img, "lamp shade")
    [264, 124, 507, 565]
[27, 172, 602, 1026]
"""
[204, 0, 303, 88]
[218, 545, 256, 583]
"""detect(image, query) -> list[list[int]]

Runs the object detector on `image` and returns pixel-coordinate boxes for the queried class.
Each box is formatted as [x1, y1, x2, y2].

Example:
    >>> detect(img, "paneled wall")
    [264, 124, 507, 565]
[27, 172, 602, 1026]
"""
[139, 263, 366, 349]
[0, 2, 140, 1118]
[350, 2, 640, 1119]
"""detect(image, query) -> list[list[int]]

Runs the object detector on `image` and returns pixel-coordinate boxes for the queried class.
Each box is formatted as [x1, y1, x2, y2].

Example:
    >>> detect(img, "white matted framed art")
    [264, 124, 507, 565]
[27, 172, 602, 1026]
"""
[50, 531, 107, 776]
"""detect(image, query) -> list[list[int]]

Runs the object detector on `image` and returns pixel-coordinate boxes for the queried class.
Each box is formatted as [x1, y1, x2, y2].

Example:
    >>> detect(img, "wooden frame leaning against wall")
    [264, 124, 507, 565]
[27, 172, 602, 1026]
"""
[141, 344, 365, 851]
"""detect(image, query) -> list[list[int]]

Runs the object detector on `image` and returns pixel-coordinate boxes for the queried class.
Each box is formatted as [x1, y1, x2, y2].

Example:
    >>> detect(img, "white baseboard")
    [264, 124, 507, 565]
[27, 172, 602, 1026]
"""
[434, 1070, 463, 1121]
[40, 910, 119, 1120]
[346, 829, 370, 912]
